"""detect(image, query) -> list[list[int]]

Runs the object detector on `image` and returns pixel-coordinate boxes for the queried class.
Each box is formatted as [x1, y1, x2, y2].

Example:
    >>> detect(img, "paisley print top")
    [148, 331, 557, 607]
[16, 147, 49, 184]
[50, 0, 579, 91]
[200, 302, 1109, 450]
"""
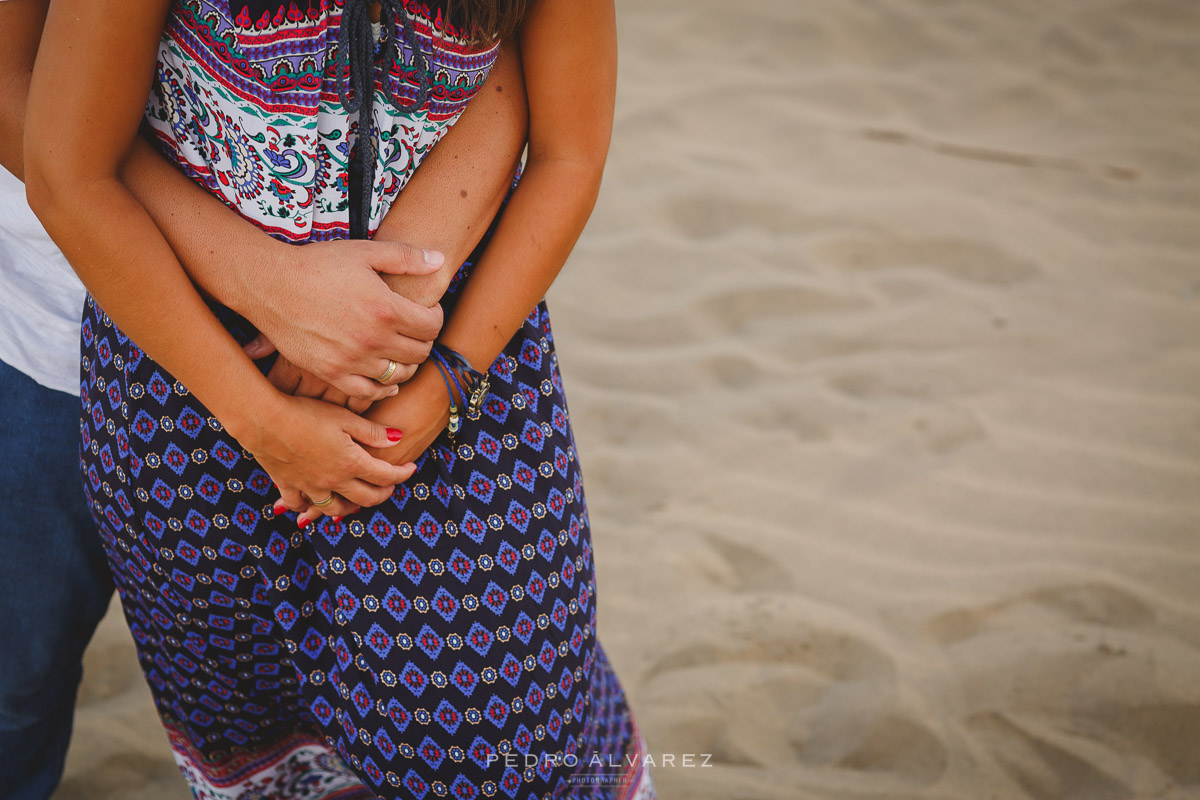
[144, 0, 500, 242]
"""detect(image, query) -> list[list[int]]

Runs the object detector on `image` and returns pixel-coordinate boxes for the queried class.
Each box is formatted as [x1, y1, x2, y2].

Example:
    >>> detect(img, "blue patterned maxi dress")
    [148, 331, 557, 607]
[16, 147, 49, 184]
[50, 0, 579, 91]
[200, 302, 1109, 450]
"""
[77, 2, 655, 798]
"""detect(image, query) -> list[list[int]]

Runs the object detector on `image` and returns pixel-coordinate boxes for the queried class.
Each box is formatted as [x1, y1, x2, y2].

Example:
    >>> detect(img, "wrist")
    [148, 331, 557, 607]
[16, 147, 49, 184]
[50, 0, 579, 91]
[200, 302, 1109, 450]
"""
[212, 377, 288, 451]
[368, 360, 450, 426]
[224, 237, 289, 321]
[372, 229, 455, 307]
[379, 268, 453, 309]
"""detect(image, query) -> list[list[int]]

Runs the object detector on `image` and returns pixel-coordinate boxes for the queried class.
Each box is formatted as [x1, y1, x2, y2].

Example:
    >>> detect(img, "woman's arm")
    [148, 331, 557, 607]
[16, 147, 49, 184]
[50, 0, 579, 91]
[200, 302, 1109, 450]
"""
[23, 0, 415, 514]
[247, 38, 529, 413]
[0, 1, 44, 177]
[372, 38, 528, 307]
[4, 0, 528, 404]
[2, 1, 437, 405]
[436, 0, 615, 366]
[295, 0, 616, 523]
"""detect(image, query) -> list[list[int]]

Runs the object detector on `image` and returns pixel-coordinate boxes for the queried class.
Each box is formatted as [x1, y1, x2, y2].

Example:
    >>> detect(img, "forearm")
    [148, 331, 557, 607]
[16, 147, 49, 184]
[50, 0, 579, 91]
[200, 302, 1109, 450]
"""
[120, 133, 288, 315]
[374, 39, 528, 308]
[132, 40, 527, 357]
[367, 154, 603, 438]
[25, 174, 279, 439]
[367, 0, 615, 434]
[438, 157, 600, 369]
[0, 0, 287, 318]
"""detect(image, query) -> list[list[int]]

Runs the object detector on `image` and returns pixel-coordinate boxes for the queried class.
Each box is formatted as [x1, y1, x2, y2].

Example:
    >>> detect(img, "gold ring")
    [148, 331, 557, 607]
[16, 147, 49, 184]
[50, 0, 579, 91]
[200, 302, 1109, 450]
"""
[376, 359, 398, 383]
[311, 494, 335, 507]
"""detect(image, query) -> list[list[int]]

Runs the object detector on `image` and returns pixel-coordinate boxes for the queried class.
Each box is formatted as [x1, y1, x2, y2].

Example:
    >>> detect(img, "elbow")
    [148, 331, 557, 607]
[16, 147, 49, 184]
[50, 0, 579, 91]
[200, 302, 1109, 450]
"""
[526, 129, 610, 190]
[23, 126, 56, 216]
[23, 157, 56, 223]
[0, 73, 31, 179]
[23, 141, 108, 250]
[23, 132, 78, 233]
[527, 149, 608, 209]
[526, 144, 607, 182]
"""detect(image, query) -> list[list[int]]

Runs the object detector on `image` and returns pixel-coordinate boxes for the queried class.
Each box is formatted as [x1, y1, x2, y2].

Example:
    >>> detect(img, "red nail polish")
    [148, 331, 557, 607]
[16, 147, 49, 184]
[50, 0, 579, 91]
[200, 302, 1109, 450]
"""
[332, 516, 343, 523]
[272, 501, 287, 514]
[299, 518, 311, 529]
[387, 428, 403, 442]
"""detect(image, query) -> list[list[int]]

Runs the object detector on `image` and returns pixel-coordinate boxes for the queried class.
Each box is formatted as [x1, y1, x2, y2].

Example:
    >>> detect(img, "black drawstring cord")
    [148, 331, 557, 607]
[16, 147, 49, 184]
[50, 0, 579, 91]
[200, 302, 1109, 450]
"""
[337, 0, 432, 238]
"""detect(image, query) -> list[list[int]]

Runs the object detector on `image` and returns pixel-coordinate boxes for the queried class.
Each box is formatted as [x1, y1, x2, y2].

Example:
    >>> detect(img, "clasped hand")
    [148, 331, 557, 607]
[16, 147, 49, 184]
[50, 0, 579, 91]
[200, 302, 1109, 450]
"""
[232, 237, 454, 527]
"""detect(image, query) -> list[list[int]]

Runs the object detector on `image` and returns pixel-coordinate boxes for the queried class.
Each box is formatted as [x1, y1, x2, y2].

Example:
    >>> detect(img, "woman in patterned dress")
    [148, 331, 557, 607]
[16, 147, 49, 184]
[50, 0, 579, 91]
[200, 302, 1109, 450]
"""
[25, 1, 655, 798]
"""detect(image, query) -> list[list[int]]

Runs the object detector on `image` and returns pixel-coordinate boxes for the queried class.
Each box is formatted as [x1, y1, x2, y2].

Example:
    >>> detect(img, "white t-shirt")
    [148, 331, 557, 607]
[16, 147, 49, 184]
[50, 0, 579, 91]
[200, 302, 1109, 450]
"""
[0, 165, 87, 395]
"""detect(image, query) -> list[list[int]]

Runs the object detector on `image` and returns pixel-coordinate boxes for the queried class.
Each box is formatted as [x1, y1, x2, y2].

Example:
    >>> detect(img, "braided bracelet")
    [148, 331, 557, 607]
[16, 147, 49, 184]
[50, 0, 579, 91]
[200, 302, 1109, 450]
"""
[429, 349, 463, 438]
[429, 342, 490, 444]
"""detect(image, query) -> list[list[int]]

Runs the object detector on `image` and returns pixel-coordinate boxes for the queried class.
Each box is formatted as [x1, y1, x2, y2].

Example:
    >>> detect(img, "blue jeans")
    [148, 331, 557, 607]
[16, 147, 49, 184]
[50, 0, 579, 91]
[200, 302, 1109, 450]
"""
[0, 358, 113, 800]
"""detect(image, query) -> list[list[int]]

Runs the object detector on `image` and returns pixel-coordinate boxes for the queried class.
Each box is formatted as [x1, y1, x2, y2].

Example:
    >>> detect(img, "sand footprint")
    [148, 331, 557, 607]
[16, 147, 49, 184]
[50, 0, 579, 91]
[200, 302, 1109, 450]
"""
[660, 190, 807, 240]
[643, 601, 950, 783]
[926, 581, 1157, 645]
[967, 711, 1135, 800]
[811, 232, 1042, 287]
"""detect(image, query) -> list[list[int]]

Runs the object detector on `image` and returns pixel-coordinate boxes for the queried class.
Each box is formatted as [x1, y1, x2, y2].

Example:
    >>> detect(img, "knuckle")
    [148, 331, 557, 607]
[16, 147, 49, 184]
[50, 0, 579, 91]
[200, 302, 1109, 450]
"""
[352, 326, 379, 351]
[418, 308, 443, 340]
[365, 300, 394, 327]
[391, 341, 419, 364]
[397, 242, 419, 265]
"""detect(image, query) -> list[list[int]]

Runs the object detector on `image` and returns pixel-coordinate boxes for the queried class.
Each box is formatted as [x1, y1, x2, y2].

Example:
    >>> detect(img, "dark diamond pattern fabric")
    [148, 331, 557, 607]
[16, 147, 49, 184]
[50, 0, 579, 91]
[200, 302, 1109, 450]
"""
[77, 226, 654, 798]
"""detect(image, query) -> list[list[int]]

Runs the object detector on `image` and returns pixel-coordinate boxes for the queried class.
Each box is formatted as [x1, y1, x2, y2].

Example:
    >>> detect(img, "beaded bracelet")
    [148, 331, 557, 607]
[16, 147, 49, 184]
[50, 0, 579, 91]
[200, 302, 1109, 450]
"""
[429, 342, 490, 444]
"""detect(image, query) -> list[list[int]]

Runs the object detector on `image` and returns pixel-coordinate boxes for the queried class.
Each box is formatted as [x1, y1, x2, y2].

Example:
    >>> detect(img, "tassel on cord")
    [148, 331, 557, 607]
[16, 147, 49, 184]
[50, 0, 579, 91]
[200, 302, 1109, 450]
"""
[336, 0, 432, 238]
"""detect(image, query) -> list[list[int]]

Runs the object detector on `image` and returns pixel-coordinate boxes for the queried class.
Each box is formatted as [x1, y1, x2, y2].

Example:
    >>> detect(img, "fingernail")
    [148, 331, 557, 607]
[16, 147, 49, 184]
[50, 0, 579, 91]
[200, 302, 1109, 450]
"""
[299, 518, 311, 530]
[332, 516, 343, 523]
[272, 501, 287, 514]
[387, 428, 403, 442]
[423, 249, 445, 266]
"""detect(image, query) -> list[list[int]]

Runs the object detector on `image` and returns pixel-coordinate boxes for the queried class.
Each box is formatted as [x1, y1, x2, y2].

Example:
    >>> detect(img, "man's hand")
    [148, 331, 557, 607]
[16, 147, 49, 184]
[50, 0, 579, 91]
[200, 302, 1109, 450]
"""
[259, 351, 374, 414]
[238, 238, 446, 401]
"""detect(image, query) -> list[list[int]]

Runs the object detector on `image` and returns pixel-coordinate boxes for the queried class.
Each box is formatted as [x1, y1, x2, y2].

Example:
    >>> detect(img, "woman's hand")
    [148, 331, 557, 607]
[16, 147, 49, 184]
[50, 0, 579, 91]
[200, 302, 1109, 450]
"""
[237, 239, 445, 399]
[230, 392, 420, 526]
[292, 362, 452, 526]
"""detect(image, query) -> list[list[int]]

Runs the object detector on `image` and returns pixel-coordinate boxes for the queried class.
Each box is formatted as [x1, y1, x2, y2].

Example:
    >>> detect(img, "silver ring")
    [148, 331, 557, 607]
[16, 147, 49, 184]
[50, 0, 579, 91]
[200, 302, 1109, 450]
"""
[376, 359, 398, 384]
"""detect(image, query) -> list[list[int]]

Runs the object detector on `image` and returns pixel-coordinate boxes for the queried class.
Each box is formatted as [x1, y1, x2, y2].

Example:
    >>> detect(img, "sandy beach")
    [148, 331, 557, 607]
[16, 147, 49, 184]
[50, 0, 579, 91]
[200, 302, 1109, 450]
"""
[54, 1, 1200, 798]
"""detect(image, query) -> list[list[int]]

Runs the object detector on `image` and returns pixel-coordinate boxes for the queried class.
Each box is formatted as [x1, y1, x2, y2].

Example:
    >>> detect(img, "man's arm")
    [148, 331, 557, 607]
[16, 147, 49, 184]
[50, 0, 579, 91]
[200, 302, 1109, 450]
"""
[3, 0, 528, 400]
[0, 0, 433, 402]
[22, 0, 419, 515]
[130, 43, 527, 390]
